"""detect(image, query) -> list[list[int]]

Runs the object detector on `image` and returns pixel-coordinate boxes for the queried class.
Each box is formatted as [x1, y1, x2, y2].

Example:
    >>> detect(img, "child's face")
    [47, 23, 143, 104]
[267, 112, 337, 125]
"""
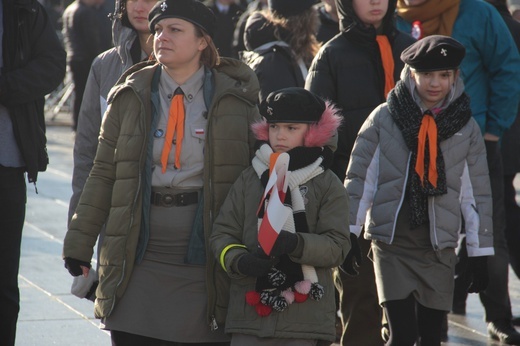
[352, 0, 389, 29]
[411, 69, 458, 110]
[269, 122, 309, 153]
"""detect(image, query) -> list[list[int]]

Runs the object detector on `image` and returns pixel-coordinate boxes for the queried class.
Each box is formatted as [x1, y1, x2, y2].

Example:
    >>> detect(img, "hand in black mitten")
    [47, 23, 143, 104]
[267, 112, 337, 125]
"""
[64, 257, 91, 277]
[466, 256, 489, 293]
[269, 231, 298, 257]
[237, 252, 276, 277]
[340, 233, 362, 276]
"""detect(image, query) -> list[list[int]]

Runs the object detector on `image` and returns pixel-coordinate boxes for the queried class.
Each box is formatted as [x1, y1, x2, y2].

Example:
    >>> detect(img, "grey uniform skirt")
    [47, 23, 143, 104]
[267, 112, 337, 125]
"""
[103, 202, 229, 343]
[371, 200, 457, 312]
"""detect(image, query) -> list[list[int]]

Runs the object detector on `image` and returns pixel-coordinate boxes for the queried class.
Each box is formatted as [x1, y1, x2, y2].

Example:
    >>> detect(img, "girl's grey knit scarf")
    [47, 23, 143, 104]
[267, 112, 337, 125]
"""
[387, 80, 472, 228]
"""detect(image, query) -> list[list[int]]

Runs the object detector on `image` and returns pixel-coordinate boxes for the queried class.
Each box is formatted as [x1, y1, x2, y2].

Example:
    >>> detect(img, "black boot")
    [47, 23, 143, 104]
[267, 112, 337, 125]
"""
[513, 316, 520, 327]
[488, 319, 520, 345]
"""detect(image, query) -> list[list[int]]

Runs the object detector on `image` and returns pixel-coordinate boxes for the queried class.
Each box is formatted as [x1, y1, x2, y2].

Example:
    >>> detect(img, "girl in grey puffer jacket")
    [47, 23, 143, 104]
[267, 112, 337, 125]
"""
[346, 36, 494, 345]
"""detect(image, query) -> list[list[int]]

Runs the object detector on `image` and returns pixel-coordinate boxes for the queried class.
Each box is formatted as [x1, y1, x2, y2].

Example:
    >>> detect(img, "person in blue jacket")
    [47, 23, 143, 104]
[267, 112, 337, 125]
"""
[396, 0, 520, 344]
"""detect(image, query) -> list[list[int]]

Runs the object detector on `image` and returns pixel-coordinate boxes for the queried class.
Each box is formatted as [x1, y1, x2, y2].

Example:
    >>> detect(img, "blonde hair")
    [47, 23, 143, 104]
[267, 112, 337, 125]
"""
[264, 8, 320, 66]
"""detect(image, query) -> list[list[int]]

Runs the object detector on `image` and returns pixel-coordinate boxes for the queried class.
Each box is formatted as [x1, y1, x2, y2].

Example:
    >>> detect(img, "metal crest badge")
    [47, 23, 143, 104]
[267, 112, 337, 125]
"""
[160, 1, 167, 12]
[267, 106, 273, 115]
[440, 48, 447, 57]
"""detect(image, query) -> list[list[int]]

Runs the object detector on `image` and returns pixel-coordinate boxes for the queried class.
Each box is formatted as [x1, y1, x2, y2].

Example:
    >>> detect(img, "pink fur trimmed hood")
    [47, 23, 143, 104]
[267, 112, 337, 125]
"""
[251, 101, 342, 148]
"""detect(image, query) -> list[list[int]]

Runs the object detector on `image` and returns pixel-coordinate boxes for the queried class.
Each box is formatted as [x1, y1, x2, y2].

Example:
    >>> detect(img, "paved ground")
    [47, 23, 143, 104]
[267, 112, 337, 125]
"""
[13, 115, 520, 345]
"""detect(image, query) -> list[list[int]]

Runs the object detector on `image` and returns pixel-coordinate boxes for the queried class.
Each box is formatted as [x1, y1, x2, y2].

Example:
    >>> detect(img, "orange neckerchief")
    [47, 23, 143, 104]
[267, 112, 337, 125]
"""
[269, 152, 281, 174]
[397, 0, 460, 37]
[160, 88, 185, 172]
[415, 112, 438, 187]
[375, 35, 395, 96]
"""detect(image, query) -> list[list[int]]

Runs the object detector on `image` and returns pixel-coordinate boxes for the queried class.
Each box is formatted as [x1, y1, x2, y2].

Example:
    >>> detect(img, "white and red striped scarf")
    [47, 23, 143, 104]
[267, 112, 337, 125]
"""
[245, 143, 326, 317]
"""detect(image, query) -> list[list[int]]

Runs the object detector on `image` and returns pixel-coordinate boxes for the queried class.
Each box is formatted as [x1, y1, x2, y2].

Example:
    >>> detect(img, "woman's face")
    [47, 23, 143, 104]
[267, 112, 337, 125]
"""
[352, 0, 389, 29]
[268, 123, 309, 153]
[126, 0, 158, 35]
[411, 69, 458, 109]
[153, 17, 207, 70]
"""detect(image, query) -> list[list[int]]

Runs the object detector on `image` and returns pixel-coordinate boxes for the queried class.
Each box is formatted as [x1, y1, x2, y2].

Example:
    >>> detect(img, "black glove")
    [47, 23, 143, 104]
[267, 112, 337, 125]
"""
[466, 256, 489, 293]
[269, 231, 298, 257]
[340, 233, 362, 276]
[236, 252, 276, 277]
[64, 257, 91, 277]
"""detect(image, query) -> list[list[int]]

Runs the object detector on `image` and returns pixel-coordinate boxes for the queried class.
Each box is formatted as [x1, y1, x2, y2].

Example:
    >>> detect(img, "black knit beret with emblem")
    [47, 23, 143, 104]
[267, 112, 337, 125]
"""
[148, 0, 216, 37]
[400, 35, 466, 72]
[259, 87, 326, 124]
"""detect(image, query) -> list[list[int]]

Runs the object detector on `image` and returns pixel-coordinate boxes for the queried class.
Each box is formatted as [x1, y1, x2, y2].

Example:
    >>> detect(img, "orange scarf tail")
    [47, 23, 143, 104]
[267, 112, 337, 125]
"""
[415, 114, 438, 187]
[376, 35, 395, 96]
[161, 93, 185, 172]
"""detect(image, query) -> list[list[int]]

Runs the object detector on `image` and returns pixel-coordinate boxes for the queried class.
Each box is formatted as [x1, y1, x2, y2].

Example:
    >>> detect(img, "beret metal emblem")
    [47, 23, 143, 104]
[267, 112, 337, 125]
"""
[267, 106, 273, 115]
[160, 1, 167, 12]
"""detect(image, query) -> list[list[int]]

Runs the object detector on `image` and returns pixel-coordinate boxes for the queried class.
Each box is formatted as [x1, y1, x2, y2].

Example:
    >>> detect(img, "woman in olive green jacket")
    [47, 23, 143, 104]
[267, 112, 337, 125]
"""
[63, 0, 260, 344]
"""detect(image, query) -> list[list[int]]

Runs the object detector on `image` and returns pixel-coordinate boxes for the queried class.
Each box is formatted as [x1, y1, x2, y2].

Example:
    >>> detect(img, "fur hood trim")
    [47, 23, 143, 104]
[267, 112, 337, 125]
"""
[251, 101, 342, 148]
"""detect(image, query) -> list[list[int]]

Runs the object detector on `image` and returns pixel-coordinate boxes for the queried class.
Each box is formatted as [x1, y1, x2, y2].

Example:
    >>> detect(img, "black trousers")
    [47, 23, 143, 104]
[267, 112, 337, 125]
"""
[0, 166, 26, 346]
[504, 173, 520, 279]
[454, 143, 512, 322]
[69, 59, 92, 131]
[339, 235, 384, 346]
[384, 294, 445, 346]
[111, 330, 230, 346]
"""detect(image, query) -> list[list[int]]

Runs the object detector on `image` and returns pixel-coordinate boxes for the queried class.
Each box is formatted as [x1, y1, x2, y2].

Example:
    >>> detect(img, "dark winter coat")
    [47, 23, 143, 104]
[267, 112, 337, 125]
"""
[0, 0, 66, 183]
[305, 0, 415, 182]
[491, 1, 520, 175]
[316, 3, 339, 45]
[204, 1, 244, 58]
[241, 11, 305, 103]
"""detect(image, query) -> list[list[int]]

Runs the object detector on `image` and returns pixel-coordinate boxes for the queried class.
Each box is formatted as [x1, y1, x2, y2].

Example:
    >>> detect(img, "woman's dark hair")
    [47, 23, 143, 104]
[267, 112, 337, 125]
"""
[263, 7, 320, 67]
[195, 26, 220, 68]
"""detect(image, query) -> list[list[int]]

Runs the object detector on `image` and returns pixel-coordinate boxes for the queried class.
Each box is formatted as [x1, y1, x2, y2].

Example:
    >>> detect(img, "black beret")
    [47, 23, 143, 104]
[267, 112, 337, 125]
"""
[400, 35, 466, 72]
[268, 0, 316, 17]
[259, 87, 326, 123]
[149, 0, 216, 37]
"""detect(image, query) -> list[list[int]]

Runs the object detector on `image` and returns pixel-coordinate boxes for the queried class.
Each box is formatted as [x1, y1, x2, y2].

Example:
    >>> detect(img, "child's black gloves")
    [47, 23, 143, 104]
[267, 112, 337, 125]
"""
[237, 252, 276, 277]
[340, 233, 362, 276]
[270, 231, 298, 257]
[466, 256, 489, 293]
[64, 257, 91, 277]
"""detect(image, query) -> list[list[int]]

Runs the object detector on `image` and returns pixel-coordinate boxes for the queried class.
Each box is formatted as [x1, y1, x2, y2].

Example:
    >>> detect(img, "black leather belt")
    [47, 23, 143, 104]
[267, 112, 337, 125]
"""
[150, 189, 199, 207]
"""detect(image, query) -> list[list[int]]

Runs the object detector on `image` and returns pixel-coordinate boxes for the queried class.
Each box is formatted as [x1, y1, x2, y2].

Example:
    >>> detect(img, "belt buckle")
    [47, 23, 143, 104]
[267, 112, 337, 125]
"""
[161, 192, 176, 207]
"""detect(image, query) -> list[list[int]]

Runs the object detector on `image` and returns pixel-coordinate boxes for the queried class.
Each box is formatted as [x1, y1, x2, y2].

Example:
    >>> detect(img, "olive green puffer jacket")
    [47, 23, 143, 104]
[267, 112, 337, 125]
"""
[63, 58, 260, 329]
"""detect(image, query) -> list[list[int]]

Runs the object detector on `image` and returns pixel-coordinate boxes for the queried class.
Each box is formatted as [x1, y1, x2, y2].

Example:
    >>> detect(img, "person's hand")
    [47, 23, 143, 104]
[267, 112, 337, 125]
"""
[237, 252, 276, 277]
[340, 233, 362, 276]
[269, 231, 298, 257]
[466, 256, 489, 293]
[64, 257, 91, 277]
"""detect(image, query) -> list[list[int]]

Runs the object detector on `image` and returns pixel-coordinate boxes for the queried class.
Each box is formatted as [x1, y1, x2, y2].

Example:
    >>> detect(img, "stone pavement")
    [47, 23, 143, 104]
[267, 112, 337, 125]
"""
[13, 118, 520, 345]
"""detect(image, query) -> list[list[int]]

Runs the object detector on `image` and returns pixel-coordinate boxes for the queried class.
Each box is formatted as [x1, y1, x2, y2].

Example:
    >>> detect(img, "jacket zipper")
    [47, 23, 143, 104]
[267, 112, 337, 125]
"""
[430, 196, 440, 250]
[108, 89, 147, 316]
[391, 152, 411, 243]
